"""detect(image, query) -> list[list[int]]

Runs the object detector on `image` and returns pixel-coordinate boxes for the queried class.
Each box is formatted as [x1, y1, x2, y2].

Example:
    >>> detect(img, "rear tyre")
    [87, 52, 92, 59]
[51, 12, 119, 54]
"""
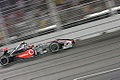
[0, 56, 10, 66]
[49, 42, 60, 53]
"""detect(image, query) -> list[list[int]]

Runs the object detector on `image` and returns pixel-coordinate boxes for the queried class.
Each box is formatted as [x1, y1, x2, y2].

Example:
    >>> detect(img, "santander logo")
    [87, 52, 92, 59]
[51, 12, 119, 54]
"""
[28, 49, 34, 55]
[16, 49, 34, 58]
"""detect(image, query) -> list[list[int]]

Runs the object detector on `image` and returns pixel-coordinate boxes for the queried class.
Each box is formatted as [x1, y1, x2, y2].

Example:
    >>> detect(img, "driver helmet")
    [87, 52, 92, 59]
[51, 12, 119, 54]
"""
[20, 41, 26, 44]
[28, 44, 34, 48]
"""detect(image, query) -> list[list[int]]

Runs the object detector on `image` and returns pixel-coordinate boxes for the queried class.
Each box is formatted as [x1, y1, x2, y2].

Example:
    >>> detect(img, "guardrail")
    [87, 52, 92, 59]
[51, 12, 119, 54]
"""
[0, 0, 119, 45]
[1, 5, 119, 44]
[0, 0, 120, 48]
[1, 14, 120, 49]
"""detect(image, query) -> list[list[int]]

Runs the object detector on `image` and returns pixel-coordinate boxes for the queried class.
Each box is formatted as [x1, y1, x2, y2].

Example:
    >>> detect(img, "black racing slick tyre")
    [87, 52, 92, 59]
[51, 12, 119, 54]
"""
[49, 42, 60, 53]
[0, 56, 10, 66]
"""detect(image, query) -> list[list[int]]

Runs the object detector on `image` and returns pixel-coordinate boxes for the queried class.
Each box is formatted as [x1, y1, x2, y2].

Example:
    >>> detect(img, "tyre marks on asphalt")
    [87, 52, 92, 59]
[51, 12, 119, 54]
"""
[0, 36, 120, 72]
[0, 37, 120, 80]
[2, 39, 120, 80]
[5, 48, 120, 80]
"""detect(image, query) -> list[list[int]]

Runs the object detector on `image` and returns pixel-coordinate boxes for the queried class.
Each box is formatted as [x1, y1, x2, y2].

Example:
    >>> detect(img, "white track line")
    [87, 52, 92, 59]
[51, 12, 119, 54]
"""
[73, 67, 120, 80]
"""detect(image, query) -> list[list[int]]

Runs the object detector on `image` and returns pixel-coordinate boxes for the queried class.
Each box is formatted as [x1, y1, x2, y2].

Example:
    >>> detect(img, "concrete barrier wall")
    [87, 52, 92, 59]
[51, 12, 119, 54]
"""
[2, 14, 120, 48]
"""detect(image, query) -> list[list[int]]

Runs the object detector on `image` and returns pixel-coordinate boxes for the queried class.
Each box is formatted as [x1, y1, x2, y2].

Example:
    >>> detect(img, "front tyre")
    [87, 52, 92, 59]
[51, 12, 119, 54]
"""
[49, 42, 60, 53]
[0, 56, 10, 66]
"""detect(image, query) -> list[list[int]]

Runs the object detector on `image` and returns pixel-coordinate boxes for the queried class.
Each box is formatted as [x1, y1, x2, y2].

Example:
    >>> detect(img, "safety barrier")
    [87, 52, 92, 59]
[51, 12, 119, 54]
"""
[0, 0, 119, 46]
[2, 14, 120, 49]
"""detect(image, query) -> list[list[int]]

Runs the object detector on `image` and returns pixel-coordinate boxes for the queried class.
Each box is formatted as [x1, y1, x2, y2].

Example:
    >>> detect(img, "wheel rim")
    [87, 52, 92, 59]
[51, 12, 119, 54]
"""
[50, 43, 59, 52]
[0, 57, 9, 65]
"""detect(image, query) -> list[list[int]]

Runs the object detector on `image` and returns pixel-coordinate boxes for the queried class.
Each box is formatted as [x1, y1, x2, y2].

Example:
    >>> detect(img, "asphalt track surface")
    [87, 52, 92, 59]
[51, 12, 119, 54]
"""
[0, 36, 120, 80]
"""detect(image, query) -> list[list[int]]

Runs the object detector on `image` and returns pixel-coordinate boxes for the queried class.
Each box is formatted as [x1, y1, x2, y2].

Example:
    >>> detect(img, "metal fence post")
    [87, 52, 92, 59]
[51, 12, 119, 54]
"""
[105, 0, 117, 15]
[0, 12, 9, 46]
[47, 0, 62, 30]
[46, 0, 63, 39]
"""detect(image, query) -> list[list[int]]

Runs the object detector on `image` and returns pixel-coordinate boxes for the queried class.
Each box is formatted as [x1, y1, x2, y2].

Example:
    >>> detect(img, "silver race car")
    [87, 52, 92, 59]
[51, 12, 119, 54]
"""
[0, 39, 79, 66]
[35, 39, 79, 54]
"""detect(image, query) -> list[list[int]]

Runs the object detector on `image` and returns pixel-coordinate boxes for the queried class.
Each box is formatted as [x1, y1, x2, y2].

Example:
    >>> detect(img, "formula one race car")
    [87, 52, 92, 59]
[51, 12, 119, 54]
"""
[35, 39, 79, 54]
[0, 39, 79, 66]
[0, 42, 37, 66]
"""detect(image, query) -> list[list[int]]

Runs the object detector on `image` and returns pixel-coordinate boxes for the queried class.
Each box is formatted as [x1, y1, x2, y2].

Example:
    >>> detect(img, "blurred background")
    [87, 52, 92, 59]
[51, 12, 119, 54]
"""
[0, 0, 119, 46]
